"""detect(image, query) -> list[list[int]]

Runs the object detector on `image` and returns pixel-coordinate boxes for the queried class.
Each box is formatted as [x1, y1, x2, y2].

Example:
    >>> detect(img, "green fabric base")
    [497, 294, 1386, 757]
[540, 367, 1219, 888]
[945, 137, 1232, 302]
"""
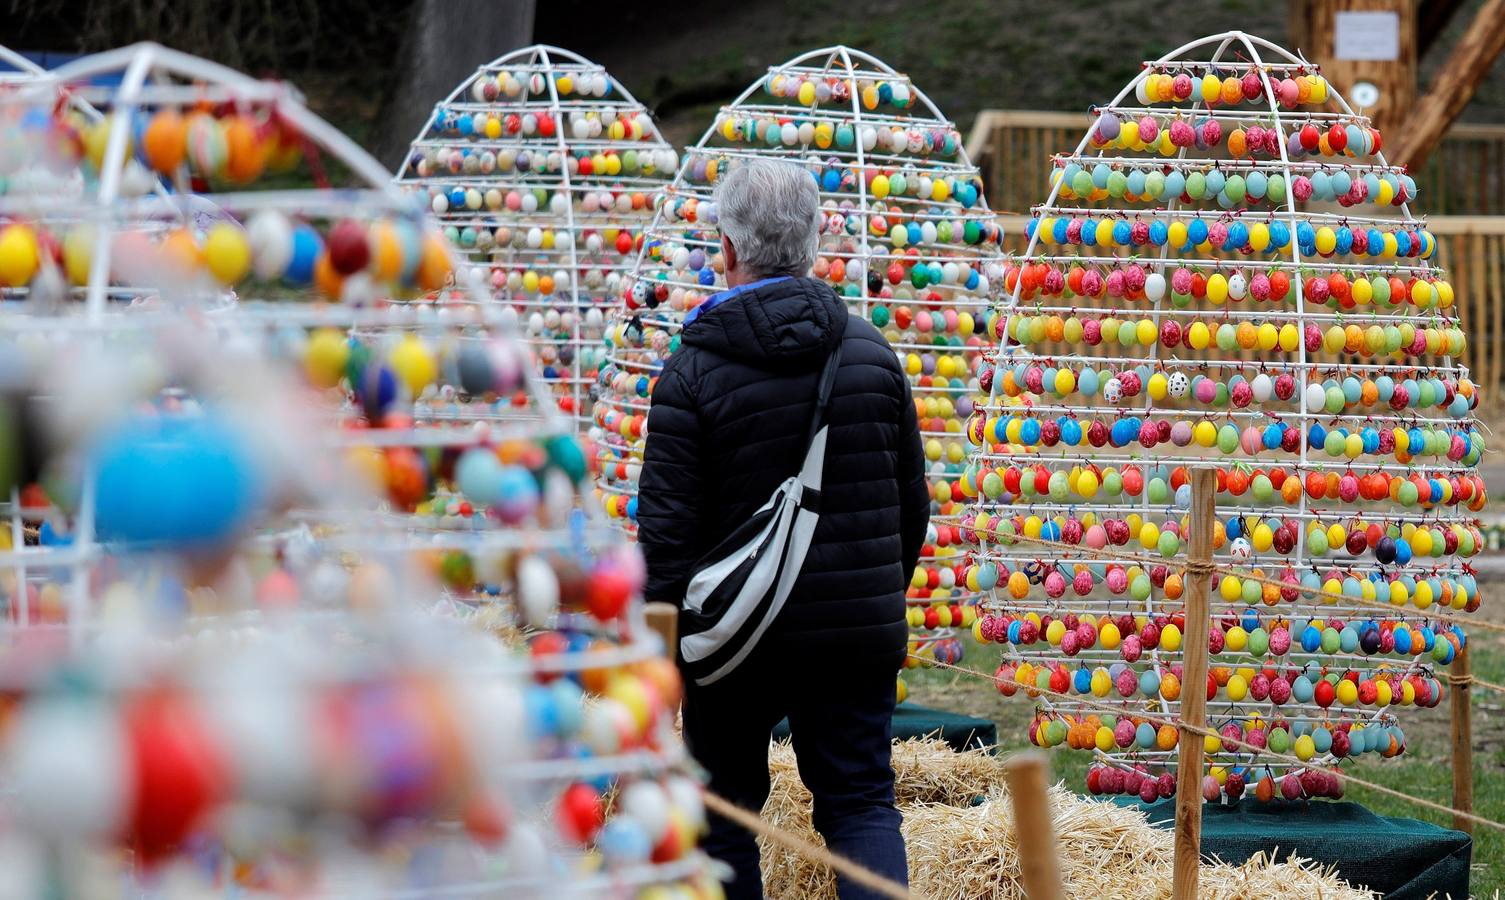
[772, 703, 997, 753]
[1115, 797, 1471, 899]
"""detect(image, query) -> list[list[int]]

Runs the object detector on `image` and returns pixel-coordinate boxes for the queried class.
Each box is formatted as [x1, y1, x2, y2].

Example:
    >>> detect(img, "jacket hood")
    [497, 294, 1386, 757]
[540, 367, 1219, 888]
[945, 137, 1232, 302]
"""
[681, 276, 847, 368]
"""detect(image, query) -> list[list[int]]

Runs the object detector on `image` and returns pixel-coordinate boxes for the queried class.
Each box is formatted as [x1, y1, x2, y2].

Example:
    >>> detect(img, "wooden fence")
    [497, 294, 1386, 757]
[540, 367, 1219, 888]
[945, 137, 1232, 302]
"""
[993, 215, 1505, 422]
[968, 110, 1505, 217]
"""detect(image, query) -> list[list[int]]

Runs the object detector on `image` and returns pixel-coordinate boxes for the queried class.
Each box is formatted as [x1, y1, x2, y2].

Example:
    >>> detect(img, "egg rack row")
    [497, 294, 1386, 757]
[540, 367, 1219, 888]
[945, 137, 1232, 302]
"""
[1001, 311, 1468, 365]
[1024, 209, 1434, 262]
[1082, 109, 1383, 165]
[1045, 156, 1417, 209]
[977, 602, 1472, 669]
[395, 46, 680, 427]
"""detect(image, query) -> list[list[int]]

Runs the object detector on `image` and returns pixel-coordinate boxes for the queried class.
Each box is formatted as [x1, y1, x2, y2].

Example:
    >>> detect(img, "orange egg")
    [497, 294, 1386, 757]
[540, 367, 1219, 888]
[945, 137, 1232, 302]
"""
[159, 228, 202, 275]
[417, 234, 452, 291]
[223, 116, 267, 184]
[314, 252, 344, 298]
[142, 109, 187, 175]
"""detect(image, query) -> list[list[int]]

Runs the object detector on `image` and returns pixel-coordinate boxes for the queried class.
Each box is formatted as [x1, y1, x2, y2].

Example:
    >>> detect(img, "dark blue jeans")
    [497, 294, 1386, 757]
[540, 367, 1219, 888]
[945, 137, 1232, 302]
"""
[681, 644, 907, 900]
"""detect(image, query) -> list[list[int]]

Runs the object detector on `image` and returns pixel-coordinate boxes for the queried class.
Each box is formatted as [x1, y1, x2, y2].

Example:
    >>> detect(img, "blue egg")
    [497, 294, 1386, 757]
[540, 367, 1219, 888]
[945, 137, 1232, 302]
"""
[1367, 228, 1385, 256]
[524, 684, 558, 738]
[1204, 169, 1226, 196]
[1269, 220, 1291, 248]
[1335, 226, 1354, 254]
[1136, 721, 1157, 748]
[1308, 422, 1327, 448]
[1329, 171, 1353, 196]
[1375, 375, 1394, 401]
[1395, 230, 1412, 256]
[1246, 171, 1268, 199]
[359, 364, 399, 423]
[1293, 675, 1315, 702]
[285, 224, 323, 284]
[1007, 620, 1023, 643]
[1020, 419, 1042, 444]
[1163, 171, 1186, 199]
[1061, 418, 1083, 444]
[1092, 163, 1111, 188]
[1187, 218, 1209, 245]
[92, 415, 262, 548]
[1339, 626, 1359, 652]
[1112, 220, 1132, 246]
[1393, 628, 1412, 654]
[1310, 171, 1332, 200]
[1346, 124, 1365, 153]
[1149, 219, 1169, 246]
[1296, 221, 1316, 248]
[1301, 626, 1322, 654]
[1052, 217, 1070, 243]
[1225, 516, 1243, 539]
[1127, 169, 1147, 195]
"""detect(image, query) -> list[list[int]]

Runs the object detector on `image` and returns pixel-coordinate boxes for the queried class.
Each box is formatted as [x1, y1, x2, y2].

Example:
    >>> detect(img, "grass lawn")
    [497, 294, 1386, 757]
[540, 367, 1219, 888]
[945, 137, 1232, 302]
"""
[904, 625, 1505, 897]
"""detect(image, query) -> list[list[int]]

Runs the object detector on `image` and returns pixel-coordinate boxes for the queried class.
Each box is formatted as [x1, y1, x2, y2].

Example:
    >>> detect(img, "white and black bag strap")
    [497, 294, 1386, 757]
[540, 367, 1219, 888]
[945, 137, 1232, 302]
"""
[795, 331, 844, 498]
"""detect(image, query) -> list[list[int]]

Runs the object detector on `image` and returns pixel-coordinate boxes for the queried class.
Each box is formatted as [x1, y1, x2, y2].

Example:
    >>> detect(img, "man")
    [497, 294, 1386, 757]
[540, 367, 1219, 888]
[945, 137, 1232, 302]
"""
[637, 158, 929, 899]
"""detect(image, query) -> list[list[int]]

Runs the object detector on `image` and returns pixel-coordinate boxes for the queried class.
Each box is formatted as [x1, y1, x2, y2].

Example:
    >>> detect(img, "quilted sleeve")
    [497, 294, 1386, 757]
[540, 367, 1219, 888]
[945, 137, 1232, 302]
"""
[637, 365, 705, 603]
[896, 373, 929, 577]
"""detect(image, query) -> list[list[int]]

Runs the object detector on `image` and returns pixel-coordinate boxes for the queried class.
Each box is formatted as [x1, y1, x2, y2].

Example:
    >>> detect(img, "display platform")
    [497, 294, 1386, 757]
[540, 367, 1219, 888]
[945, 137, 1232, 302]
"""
[1117, 797, 1471, 899]
[772, 704, 998, 753]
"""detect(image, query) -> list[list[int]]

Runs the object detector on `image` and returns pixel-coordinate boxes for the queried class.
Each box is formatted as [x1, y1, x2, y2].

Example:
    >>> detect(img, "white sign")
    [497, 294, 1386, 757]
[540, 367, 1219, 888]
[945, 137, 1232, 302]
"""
[1352, 80, 1381, 107]
[1334, 11, 1401, 61]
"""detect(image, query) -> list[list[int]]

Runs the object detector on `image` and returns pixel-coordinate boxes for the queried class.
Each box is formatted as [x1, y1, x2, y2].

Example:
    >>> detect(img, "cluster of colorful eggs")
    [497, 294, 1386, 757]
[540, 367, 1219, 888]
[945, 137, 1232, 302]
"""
[1024, 213, 1435, 260]
[1002, 312, 1466, 361]
[1051, 160, 1417, 209]
[1088, 761, 1348, 803]
[984, 607, 1469, 669]
[982, 368, 1478, 424]
[397, 47, 678, 423]
[999, 263, 1453, 315]
[0, 213, 450, 300]
[58, 103, 304, 186]
[1088, 111, 1381, 160]
[962, 35, 1481, 800]
[1135, 66, 1330, 108]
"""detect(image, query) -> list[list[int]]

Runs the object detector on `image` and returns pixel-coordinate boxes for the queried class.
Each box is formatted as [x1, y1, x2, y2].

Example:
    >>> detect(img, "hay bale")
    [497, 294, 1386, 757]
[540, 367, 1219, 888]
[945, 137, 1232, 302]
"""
[759, 739, 1377, 900]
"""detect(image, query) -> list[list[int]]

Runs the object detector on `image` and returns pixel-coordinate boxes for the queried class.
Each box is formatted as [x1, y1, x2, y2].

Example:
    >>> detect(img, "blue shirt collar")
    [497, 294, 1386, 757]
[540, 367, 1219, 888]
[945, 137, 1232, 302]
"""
[682, 275, 793, 327]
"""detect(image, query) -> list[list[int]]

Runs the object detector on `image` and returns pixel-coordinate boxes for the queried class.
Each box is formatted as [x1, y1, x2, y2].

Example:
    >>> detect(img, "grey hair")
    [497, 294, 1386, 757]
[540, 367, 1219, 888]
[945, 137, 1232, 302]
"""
[713, 158, 822, 278]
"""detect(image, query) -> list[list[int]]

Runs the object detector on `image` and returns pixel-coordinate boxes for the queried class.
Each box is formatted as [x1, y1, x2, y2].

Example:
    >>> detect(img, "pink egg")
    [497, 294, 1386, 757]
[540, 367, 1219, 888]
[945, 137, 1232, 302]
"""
[1194, 379, 1217, 403]
[1085, 525, 1107, 549]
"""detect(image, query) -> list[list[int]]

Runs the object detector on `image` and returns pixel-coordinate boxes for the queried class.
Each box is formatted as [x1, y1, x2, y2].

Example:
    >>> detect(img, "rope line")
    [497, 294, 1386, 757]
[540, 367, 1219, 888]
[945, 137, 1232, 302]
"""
[913, 654, 1505, 834]
[957, 523, 1505, 636]
[702, 790, 918, 900]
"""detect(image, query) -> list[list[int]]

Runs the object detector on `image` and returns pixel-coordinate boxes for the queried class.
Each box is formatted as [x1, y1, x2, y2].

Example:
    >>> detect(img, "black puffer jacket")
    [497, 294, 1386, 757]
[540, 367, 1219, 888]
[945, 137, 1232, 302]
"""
[637, 276, 928, 656]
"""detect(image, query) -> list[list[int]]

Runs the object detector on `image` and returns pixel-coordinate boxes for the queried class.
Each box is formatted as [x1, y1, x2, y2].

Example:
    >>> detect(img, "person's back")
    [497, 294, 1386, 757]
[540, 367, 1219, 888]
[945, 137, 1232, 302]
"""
[637, 158, 926, 900]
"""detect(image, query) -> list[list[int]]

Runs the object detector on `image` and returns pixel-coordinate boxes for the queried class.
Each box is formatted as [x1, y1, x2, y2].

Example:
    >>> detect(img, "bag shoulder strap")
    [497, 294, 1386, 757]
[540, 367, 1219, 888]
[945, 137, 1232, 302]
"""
[796, 318, 846, 489]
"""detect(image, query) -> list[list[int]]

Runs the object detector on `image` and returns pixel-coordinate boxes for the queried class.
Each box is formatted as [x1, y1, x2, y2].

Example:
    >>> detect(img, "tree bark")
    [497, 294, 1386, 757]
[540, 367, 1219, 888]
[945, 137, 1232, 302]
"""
[1393, 0, 1505, 168]
[372, 0, 537, 171]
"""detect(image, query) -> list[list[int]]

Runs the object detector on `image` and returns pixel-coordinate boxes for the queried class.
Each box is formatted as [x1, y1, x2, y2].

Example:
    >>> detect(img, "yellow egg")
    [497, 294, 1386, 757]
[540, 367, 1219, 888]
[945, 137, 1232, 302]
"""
[0, 225, 40, 287]
[305, 328, 350, 388]
[389, 334, 438, 396]
[203, 223, 252, 285]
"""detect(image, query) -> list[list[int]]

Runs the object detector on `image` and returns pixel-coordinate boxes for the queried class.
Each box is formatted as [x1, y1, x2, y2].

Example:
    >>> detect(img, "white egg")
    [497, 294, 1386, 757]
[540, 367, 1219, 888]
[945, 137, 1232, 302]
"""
[516, 554, 559, 627]
[246, 210, 294, 280]
[8, 699, 128, 841]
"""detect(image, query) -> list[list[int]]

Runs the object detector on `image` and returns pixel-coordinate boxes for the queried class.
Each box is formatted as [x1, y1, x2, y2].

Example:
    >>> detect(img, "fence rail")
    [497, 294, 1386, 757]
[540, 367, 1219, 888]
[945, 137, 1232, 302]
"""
[969, 110, 1505, 217]
[993, 214, 1505, 423]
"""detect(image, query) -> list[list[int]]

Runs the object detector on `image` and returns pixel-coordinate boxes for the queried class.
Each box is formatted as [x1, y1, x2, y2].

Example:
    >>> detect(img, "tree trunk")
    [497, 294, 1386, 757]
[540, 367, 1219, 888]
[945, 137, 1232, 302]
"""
[1290, 0, 1418, 136]
[372, 0, 537, 171]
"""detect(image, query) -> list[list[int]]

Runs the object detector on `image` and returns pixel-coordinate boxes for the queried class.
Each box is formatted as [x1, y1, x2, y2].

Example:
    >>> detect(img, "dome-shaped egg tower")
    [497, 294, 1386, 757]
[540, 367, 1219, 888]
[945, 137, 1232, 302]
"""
[0, 43, 718, 898]
[595, 46, 1006, 681]
[961, 30, 1484, 803]
[396, 45, 679, 426]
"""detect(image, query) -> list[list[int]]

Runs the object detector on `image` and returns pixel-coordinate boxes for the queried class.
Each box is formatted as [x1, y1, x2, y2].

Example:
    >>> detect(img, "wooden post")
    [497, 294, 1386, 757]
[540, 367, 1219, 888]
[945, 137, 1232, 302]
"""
[1005, 751, 1064, 900]
[1172, 468, 1216, 900]
[1450, 643, 1475, 834]
[1391, 0, 1505, 167]
[1290, 0, 1418, 136]
[644, 601, 679, 658]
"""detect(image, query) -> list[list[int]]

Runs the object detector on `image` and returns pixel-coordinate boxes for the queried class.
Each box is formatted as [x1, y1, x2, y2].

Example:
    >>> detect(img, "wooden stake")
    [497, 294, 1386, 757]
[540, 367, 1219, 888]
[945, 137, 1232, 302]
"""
[1451, 643, 1475, 834]
[1392, 0, 1505, 167]
[643, 601, 679, 659]
[1172, 468, 1216, 900]
[1004, 751, 1064, 900]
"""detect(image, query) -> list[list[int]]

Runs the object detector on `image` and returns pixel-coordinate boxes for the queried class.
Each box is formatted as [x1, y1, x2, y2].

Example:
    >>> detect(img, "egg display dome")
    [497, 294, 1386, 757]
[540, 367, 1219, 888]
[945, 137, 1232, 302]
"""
[594, 46, 1007, 682]
[0, 43, 719, 898]
[395, 45, 680, 427]
[960, 30, 1483, 803]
